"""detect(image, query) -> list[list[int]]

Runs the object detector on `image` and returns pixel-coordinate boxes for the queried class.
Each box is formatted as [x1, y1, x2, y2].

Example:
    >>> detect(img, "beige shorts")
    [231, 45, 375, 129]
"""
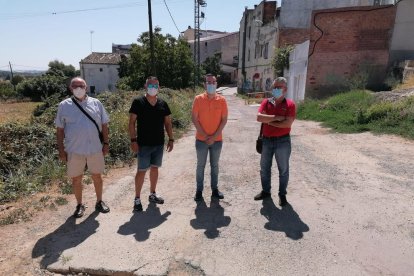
[67, 152, 105, 178]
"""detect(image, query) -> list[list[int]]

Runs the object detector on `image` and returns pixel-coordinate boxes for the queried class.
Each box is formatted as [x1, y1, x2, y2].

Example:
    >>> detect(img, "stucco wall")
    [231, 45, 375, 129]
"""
[81, 64, 120, 94]
[389, 0, 414, 64]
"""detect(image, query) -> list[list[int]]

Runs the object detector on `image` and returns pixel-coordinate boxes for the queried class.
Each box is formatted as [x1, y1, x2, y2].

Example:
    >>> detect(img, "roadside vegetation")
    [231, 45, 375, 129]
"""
[297, 89, 414, 139]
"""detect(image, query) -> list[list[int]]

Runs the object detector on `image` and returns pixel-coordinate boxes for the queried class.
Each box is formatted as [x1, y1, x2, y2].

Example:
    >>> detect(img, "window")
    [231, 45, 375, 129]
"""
[248, 26, 251, 39]
[248, 49, 250, 61]
[99, 68, 103, 72]
[264, 43, 269, 59]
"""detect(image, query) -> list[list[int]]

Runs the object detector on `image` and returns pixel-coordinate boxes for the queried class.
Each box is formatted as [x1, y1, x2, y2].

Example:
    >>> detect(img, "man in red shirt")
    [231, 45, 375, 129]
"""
[254, 77, 296, 206]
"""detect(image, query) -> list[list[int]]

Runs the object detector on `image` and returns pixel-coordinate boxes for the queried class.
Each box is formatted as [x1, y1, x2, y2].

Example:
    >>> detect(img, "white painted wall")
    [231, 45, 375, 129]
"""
[285, 40, 309, 101]
[389, 0, 414, 63]
[81, 64, 120, 94]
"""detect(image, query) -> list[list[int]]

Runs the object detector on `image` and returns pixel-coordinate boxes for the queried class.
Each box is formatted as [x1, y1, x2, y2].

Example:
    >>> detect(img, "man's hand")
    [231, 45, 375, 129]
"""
[166, 141, 174, 152]
[131, 142, 139, 153]
[58, 150, 67, 163]
[102, 144, 109, 155]
[205, 135, 215, 145]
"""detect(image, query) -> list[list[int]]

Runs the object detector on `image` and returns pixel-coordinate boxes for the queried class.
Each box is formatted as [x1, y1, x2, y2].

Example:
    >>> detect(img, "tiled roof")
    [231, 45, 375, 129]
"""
[80, 52, 121, 64]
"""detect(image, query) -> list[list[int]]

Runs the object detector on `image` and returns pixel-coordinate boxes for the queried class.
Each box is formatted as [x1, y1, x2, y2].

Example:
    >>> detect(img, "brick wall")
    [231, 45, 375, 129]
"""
[307, 5, 397, 98]
[278, 28, 310, 47]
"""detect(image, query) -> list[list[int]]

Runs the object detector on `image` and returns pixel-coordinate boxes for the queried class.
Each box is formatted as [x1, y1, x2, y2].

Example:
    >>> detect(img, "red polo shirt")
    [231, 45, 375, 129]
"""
[258, 98, 296, 137]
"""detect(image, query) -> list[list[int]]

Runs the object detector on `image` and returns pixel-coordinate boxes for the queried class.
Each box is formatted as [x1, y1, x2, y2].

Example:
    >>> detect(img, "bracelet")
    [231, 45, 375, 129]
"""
[103, 142, 109, 145]
[169, 138, 174, 142]
[131, 138, 137, 143]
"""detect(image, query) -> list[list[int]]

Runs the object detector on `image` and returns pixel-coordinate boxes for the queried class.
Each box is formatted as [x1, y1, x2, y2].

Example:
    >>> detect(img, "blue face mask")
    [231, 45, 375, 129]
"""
[207, 84, 216, 94]
[272, 88, 283, 98]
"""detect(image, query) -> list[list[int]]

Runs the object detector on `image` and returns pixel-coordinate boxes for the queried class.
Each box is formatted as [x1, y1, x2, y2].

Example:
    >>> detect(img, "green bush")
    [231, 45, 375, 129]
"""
[0, 81, 18, 100]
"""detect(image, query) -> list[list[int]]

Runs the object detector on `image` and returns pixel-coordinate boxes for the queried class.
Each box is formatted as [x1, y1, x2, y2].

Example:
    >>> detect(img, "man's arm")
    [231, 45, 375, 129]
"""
[128, 113, 138, 153]
[191, 110, 208, 140]
[267, 116, 295, 128]
[257, 113, 286, 123]
[56, 127, 66, 162]
[164, 115, 174, 152]
[101, 123, 109, 155]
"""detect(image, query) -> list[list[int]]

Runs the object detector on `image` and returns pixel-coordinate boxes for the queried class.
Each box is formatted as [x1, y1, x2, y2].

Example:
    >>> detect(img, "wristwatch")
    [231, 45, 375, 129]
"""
[169, 138, 174, 142]
[131, 138, 137, 143]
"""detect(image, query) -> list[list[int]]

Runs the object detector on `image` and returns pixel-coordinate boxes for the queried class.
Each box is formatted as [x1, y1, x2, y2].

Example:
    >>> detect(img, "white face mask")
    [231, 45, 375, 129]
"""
[73, 87, 86, 99]
[147, 87, 158, 96]
[206, 84, 216, 94]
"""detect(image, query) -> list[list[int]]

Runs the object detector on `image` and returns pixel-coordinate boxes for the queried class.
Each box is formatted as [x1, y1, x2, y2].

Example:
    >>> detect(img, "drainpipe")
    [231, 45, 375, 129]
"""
[241, 7, 248, 91]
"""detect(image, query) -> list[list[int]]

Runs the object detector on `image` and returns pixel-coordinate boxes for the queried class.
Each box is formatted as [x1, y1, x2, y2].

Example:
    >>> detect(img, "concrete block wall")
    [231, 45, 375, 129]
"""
[306, 5, 397, 98]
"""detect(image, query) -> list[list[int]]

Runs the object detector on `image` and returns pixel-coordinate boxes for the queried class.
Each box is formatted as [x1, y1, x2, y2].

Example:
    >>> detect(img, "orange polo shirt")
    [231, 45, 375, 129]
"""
[192, 92, 228, 141]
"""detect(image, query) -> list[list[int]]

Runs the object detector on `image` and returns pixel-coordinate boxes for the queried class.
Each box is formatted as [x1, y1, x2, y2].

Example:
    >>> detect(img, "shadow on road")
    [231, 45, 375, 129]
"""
[117, 202, 171, 241]
[32, 211, 99, 268]
[260, 198, 309, 240]
[190, 198, 231, 239]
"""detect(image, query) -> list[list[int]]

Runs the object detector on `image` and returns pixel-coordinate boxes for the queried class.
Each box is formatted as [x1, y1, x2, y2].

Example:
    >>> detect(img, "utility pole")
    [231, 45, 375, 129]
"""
[9, 61, 15, 91]
[90, 30, 94, 53]
[148, 0, 156, 76]
[194, 0, 207, 88]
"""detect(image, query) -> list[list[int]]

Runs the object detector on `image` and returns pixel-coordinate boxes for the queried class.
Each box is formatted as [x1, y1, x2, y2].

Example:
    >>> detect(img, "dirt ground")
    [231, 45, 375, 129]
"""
[0, 87, 413, 275]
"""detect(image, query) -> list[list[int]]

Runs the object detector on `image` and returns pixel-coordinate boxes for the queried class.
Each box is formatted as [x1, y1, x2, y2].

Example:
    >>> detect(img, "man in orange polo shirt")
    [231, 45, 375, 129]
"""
[191, 74, 228, 201]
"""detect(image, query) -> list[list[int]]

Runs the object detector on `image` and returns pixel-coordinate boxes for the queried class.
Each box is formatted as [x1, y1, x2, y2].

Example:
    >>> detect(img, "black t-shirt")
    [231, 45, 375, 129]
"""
[129, 96, 172, 146]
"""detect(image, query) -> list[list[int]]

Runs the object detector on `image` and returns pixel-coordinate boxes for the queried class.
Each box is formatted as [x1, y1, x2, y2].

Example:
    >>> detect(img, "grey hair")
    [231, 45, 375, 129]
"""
[273, 77, 287, 86]
[70, 77, 86, 87]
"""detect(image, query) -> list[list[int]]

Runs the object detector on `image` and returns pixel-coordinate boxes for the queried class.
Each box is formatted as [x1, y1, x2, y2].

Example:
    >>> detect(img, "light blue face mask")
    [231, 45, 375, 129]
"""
[207, 84, 216, 94]
[272, 88, 283, 98]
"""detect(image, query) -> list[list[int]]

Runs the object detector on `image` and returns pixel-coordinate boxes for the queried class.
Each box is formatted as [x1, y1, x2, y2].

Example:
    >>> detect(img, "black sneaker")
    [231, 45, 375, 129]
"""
[73, 204, 86, 218]
[149, 193, 164, 204]
[254, 191, 271, 201]
[95, 200, 110, 213]
[134, 198, 143, 212]
[211, 189, 224, 199]
[194, 191, 203, 201]
[279, 195, 288, 206]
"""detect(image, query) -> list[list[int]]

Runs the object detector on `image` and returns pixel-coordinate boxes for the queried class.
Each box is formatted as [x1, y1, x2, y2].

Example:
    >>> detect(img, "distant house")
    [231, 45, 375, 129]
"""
[80, 52, 121, 94]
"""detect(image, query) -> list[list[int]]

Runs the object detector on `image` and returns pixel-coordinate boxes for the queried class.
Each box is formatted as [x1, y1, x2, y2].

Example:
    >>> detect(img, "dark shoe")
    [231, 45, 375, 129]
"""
[279, 195, 288, 206]
[73, 204, 86, 218]
[95, 200, 110, 213]
[134, 198, 143, 212]
[211, 189, 224, 199]
[149, 193, 164, 204]
[254, 191, 271, 201]
[194, 191, 203, 201]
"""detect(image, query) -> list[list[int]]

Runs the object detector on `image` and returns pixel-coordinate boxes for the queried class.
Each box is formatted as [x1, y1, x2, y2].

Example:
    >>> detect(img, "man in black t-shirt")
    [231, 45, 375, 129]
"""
[128, 76, 174, 212]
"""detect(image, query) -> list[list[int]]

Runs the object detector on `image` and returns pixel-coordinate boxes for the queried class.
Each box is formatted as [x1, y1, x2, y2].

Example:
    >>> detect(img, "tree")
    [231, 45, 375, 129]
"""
[16, 74, 67, 101]
[11, 75, 25, 86]
[202, 53, 221, 77]
[46, 60, 78, 78]
[272, 45, 294, 77]
[118, 27, 194, 90]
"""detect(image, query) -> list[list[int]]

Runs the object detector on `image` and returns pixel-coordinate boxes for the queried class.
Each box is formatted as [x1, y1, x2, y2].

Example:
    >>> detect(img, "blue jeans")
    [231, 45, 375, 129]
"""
[260, 135, 291, 195]
[195, 140, 223, 192]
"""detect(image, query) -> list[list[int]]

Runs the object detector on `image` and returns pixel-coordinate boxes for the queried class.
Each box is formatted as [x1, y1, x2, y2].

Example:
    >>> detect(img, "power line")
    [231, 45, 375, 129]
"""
[163, 0, 181, 35]
[0, 0, 188, 20]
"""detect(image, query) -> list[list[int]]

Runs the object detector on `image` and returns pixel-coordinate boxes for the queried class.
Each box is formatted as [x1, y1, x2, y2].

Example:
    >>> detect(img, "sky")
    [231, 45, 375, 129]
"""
[0, 0, 269, 71]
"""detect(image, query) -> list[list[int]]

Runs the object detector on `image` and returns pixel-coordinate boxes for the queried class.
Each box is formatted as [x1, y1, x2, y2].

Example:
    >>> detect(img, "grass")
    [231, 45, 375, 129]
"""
[297, 90, 414, 139]
[0, 101, 40, 124]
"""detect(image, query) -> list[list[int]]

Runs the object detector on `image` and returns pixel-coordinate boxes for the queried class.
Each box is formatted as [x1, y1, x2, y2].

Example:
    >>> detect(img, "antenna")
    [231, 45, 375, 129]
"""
[194, 0, 207, 88]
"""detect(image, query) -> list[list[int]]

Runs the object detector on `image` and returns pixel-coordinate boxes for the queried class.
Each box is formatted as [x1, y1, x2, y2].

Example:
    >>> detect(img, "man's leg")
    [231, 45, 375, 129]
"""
[275, 137, 291, 196]
[149, 166, 159, 193]
[195, 140, 209, 192]
[91, 174, 103, 202]
[135, 170, 147, 198]
[209, 141, 223, 191]
[260, 138, 274, 193]
[72, 175, 83, 204]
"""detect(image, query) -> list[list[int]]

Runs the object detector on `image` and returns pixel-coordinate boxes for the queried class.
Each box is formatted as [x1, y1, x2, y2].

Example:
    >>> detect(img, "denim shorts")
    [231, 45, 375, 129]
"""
[137, 145, 164, 171]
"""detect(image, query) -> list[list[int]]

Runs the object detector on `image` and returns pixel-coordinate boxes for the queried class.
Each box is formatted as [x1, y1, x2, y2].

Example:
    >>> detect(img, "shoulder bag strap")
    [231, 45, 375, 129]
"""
[71, 97, 102, 136]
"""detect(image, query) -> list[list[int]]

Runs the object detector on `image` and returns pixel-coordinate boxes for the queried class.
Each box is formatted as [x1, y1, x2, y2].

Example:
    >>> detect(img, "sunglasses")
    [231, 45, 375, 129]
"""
[147, 84, 159, 89]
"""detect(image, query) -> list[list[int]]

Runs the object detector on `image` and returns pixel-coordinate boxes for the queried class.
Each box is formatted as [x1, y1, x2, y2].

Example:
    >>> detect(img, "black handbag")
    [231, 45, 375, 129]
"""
[256, 123, 264, 154]
[71, 97, 104, 143]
